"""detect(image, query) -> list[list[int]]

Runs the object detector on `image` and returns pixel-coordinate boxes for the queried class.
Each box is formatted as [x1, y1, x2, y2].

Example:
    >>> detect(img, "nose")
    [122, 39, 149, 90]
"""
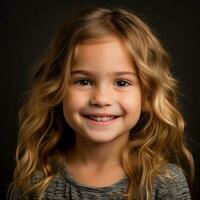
[89, 86, 113, 107]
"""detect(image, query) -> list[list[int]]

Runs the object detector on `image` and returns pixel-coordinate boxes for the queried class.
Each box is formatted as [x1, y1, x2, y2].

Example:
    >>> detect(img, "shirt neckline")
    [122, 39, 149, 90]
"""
[62, 168, 129, 193]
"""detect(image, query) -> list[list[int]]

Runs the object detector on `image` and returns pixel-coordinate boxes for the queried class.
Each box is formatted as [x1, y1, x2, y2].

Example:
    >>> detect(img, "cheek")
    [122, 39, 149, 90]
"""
[120, 90, 142, 114]
[122, 90, 141, 106]
[63, 91, 80, 125]
[63, 89, 88, 113]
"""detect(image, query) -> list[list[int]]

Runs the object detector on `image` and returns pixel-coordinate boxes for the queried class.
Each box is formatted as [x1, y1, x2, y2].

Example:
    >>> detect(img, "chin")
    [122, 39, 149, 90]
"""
[81, 131, 124, 144]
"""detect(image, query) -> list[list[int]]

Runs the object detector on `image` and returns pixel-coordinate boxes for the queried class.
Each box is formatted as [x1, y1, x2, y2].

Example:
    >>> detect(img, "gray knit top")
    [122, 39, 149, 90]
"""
[14, 164, 191, 199]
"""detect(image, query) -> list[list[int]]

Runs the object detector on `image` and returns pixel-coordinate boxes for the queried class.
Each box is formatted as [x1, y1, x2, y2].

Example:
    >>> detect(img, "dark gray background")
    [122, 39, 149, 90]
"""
[1, 1, 200, 199]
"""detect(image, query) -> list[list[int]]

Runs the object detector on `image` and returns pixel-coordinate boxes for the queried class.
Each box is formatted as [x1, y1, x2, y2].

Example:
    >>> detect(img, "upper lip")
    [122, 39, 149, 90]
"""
[82, 113, 120, 117]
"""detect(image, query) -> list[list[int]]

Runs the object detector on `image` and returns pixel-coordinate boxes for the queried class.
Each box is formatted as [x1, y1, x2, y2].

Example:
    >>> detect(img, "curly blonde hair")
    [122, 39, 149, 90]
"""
[8, 7, 194, 200]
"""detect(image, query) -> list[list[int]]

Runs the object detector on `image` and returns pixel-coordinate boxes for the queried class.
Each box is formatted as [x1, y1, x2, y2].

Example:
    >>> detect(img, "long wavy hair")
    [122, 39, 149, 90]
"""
[8, 7, 194, 200]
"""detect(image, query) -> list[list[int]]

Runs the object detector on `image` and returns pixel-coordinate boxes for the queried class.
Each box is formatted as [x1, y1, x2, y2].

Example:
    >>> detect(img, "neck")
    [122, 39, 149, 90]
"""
[67, 133, 129, 172]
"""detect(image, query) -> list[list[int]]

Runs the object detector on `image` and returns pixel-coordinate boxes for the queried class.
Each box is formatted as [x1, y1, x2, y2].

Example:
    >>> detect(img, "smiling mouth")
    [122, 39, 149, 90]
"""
[82, 115, 120, 122]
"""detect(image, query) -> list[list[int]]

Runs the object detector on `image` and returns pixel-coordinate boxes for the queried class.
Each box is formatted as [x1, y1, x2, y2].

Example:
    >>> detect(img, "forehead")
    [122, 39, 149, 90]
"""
[72, 36, 136, 73]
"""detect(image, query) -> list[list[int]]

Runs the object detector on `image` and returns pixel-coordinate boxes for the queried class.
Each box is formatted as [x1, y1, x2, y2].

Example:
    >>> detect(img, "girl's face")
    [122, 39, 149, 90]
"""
[63, 36, 142, 143]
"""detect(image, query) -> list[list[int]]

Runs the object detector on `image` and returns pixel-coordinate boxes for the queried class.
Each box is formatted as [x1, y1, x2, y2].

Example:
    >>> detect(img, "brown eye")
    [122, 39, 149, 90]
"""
[116, 80, 130, 87]
[74, 79, 92, 86]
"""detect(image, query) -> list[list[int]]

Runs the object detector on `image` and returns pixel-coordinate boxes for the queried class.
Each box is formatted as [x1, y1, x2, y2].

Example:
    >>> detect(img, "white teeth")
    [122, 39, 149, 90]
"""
[89, 116, 115, 122]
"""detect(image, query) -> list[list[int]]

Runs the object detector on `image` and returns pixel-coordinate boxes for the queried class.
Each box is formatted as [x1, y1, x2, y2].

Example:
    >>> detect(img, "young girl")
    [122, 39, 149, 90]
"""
[9, 7, 194, 200]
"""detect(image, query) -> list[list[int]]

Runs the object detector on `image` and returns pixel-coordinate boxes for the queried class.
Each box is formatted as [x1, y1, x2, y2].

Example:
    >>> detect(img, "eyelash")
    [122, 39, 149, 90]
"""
[73, 79, 132, 87]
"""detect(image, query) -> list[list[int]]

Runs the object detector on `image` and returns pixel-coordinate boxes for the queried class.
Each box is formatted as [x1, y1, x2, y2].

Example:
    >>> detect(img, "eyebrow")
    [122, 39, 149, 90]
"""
[71, 69, 137, 76]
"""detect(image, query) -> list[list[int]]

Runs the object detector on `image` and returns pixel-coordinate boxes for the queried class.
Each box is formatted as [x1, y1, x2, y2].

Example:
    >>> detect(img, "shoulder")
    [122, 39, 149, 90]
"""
[42, 171, 68, 198]
[10, 171, 46, 200]
[25, 170, 67, 199]
[152, 163, 191, 200]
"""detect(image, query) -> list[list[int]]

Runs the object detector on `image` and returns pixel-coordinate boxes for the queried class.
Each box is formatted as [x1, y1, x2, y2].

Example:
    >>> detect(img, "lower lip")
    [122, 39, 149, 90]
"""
[82, 116, 120, 126]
